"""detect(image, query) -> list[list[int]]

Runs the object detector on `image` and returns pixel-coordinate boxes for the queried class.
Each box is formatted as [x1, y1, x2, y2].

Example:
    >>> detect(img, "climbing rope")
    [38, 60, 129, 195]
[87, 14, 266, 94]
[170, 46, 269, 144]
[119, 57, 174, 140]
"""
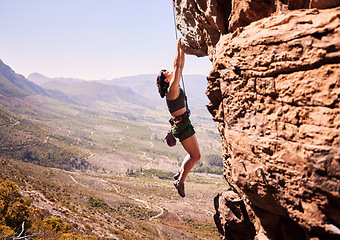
[172, 0, 179, 40]
[172, 0, 190, 115]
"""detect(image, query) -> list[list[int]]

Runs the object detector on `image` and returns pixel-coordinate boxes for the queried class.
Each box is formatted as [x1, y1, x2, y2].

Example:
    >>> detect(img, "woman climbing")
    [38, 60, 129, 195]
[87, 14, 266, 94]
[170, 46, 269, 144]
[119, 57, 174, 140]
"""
[156, 38, 201, 197]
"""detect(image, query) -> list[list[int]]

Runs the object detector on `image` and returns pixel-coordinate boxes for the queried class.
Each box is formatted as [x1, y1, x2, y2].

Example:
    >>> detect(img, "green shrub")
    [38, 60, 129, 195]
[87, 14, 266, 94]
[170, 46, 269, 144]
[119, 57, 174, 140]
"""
[43, 217, 69, 233]
[143, 169, 174, 180]
[0, 180, 31, 231]
[88, 196, 111, 211]
[0, 180, 98, 239]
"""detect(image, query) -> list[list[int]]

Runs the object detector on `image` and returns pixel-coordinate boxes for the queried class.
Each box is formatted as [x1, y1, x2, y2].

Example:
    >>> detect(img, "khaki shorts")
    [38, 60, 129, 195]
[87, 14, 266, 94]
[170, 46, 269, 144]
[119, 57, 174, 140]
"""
[171, 116, 195, 142]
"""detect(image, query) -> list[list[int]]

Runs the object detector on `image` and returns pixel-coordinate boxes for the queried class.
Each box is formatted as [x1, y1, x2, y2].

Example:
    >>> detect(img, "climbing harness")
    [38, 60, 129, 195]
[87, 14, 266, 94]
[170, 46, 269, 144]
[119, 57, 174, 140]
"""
[169, 111, 189, 126]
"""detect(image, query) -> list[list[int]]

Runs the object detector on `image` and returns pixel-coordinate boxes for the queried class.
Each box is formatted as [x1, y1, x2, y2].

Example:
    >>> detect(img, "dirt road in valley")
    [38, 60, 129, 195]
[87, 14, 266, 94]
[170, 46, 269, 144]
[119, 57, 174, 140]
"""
[69, 173, 166, 221]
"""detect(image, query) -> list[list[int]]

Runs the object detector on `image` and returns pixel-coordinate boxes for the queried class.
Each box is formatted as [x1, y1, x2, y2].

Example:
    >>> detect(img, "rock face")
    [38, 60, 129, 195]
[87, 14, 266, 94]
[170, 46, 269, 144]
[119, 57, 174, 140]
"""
[173, 1, 340, 239]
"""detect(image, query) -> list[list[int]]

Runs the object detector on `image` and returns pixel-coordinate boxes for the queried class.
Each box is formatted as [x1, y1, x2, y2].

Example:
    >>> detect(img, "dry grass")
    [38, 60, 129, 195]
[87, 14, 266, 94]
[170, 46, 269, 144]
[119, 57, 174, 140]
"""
[1, 158, 225, 239]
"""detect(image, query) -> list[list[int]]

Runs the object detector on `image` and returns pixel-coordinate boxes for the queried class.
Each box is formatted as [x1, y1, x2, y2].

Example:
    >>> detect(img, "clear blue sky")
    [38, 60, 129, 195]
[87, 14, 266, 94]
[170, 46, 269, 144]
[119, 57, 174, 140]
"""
[0, 0, 212, 80]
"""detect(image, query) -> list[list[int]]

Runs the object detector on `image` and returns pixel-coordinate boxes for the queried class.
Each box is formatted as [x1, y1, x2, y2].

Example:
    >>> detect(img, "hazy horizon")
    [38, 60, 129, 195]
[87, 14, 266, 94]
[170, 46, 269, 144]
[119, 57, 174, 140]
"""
[27, 71, 207, 81]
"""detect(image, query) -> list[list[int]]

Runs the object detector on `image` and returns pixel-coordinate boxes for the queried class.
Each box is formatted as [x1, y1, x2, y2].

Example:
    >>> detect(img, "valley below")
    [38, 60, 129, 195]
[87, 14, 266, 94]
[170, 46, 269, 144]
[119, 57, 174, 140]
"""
[0, 63, 225, 239]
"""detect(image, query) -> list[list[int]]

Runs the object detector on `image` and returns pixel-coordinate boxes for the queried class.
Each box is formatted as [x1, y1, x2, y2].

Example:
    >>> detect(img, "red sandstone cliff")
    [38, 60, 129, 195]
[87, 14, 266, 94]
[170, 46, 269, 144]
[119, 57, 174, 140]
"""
[173, 0, 340, 239]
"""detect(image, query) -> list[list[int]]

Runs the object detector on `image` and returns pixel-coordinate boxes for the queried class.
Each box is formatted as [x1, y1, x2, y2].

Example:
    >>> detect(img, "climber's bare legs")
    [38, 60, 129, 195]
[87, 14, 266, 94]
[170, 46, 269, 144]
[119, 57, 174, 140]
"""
[178, 134, 201, 184]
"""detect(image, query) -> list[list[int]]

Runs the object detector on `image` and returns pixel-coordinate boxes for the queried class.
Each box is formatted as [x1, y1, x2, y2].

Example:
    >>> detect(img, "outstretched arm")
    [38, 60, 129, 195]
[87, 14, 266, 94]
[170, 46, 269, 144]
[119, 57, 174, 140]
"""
[168, 38, 185, 99]
[175, 38, 185, 70]
[173, 38, 185, 84]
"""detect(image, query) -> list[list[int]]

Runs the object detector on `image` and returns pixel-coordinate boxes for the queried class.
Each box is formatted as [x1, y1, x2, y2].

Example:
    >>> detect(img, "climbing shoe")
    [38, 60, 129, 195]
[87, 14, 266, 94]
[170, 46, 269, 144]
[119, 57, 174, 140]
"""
[174, 172, 180, 180]
[173, 180, 185, 197]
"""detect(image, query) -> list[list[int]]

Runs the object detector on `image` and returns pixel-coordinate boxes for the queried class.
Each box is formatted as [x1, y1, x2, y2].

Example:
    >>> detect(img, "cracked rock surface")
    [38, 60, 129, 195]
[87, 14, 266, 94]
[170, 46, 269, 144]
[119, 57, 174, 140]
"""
[174, 1, 340, 239]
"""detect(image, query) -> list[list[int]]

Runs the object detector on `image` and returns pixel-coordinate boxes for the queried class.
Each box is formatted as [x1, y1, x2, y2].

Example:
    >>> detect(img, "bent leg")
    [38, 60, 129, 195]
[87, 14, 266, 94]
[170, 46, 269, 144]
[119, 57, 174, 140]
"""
[178, 134, 201, 184]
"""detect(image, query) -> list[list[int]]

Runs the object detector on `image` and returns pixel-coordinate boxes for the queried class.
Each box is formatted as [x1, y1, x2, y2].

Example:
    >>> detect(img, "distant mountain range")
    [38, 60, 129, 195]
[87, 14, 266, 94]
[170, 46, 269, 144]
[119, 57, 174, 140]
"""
[0, 60, 152, 109]
[28, 74, 157, 109]
[0, 58, 209, 114]
[28, 72, 209, 111]
[96, 74, 209, 105]
[28, 73, 160, 109]
[0, 60, 48, 98]
[28, 72, 85, 86]
[0, 59, 80, 105]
